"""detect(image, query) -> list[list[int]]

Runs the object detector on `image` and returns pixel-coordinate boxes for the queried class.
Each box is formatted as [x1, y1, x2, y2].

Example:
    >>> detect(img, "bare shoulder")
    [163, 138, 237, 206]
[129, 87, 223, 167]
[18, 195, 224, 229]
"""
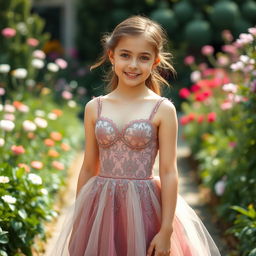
[84, 96, 100, 122]
[158, 98, 177, 124]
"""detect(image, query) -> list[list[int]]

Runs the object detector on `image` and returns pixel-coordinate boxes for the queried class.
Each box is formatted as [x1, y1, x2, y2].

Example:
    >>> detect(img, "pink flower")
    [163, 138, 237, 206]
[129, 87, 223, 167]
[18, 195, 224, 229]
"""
[221, 30, 233, 42]
[52, 161, 65, 170]
[31, 161, 43, 170]
[207, 112, 216, 122]
[179, 88, 190, 99]
[62, 90, 73, 100]
[191, 84, 201, 92]
[18, 163, 30, 172]
[248, 27, 256, 36]
[27, 38, 39, 47]
[180, 116, 190, 125]
[217, 56, 229, 66]
[201, 45, 214, 56]
[0, 88, 5, 96]
[1, 27, 16, 38]
[11, 145, 25, 155]
[202, 90, 212, 98]
[198, 63, 208, 72]
[187, 113, 195, 121]
[229, 141, 237, 148]
[221, 101, 233, 110]
[197, 115, 204, 123]
[222, 45, 237, 55]
[195, 93, 205, 102]
[184, 55, 195, 65]
[4, 113, 15, 121]
[55, 58, 68, 69]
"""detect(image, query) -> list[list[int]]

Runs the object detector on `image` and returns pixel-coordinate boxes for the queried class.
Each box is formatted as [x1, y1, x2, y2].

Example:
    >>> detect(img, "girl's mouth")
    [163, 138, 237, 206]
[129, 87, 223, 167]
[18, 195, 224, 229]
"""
[124, 72, 141, 79]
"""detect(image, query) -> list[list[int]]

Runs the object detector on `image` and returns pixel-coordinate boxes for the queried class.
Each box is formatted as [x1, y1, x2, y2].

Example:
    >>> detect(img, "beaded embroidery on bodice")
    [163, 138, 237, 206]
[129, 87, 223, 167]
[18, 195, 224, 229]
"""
[95, 96, 167, 180]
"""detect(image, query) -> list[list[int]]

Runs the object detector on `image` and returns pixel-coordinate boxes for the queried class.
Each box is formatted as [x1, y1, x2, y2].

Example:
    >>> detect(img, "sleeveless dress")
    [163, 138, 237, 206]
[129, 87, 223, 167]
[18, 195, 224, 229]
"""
[50, 96, 221, 256]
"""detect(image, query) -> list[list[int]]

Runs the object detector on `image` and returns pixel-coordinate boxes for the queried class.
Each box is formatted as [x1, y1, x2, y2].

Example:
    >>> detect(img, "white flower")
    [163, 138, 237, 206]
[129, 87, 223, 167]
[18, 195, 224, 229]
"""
[249, 59, 255, 65]
[31, 59, 44, 69]
[34, 117, 48, 128]
[190, 71, 201, 83]
[26, 79, 36, 87]
[1, 195, 17, 204]
[33, 50, 46, 59]
[214, 180, 226, 196]
[47, 63, 59, 72]
[0, 176, 10, 183]
[18, 104, 29, 113]
[239, 33, 254, 43]
[240, 55, 250, 63]
[12, 68, 27, 79]
[0, 104, 3, 111]
[48, 112, 58, 120]
[222, 83, 238, 93]
[28, 173, 42, 185]
[40, 188, 48, 195]
[16, 22, 27, 35]
[0, 120, 15, 131]
[0, 138, 5, 147]
[22, 120, 36, 132]
[35, 110, 45, 117]
[0, 64, 11, 74]
[3, 104, 15, 113]
[68, 100, 77, 108]
[230, 61, 244, 71]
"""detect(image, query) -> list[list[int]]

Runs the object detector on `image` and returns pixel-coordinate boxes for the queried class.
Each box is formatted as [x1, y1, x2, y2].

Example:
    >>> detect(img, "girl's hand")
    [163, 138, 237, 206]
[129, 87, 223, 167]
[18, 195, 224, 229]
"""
[147, 230, 172, 256]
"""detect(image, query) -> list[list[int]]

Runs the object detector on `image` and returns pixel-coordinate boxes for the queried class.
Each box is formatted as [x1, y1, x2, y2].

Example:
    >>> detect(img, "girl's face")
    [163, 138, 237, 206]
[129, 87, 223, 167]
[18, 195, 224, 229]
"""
[108, 35, 158, 88]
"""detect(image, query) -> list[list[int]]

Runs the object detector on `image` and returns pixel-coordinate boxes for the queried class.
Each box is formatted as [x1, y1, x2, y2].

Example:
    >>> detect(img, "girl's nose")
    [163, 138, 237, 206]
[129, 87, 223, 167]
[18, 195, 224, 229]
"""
[129, 58, 138, 68]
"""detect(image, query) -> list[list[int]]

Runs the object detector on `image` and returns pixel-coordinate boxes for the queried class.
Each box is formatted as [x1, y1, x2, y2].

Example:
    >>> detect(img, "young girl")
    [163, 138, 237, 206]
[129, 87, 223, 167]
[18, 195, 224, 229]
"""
[51, 16, 221, 256]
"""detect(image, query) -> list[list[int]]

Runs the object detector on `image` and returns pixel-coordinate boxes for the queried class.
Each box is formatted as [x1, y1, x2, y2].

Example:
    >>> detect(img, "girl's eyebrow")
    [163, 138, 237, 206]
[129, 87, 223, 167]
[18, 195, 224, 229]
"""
[119, 49, 152, 56]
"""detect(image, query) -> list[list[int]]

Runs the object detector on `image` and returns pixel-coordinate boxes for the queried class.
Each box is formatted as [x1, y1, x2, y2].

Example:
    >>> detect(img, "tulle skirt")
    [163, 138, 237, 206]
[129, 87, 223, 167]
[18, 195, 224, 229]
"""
[49, 175, 221, 256]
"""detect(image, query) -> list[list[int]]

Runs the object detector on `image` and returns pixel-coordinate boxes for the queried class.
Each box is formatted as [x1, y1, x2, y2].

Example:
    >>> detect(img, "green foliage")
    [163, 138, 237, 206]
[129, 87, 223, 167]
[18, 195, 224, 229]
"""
[0, 164, 54, 255]
[227, 204, 256, 256]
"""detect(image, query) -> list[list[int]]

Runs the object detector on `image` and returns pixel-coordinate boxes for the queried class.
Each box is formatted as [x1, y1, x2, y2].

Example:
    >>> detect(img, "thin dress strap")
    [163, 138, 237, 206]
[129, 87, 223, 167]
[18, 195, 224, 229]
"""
[97, 95, 102, 118]
[149, 97, 167, 121]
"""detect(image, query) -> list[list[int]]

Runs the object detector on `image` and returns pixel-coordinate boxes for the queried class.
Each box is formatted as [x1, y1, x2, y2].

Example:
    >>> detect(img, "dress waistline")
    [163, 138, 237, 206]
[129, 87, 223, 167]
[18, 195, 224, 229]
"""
[98, 174, 154, 180]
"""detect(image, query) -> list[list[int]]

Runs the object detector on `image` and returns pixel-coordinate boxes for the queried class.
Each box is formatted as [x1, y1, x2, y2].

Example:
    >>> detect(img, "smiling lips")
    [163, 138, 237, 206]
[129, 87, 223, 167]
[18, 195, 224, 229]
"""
[124, 71, 141, 79]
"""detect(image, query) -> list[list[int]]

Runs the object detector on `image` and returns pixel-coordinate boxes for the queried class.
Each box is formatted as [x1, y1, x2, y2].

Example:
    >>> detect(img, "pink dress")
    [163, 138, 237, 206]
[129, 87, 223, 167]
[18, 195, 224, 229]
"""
[51, 96, 221, 256]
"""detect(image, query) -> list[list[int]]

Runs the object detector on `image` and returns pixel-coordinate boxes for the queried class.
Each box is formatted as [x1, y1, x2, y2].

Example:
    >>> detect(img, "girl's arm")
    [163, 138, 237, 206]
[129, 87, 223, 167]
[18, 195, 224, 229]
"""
[75, 98, 100, 198]
[158, 100, 179, 236]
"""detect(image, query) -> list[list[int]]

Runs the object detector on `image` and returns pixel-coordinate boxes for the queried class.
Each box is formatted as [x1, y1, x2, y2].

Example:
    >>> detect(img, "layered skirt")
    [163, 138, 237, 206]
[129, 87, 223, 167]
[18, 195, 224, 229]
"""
[50, 175, 221, 256]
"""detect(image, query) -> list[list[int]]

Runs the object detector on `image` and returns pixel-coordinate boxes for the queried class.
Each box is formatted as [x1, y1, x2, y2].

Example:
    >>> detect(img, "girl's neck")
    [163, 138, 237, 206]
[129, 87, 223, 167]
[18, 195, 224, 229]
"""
[112, 84, 151, 101]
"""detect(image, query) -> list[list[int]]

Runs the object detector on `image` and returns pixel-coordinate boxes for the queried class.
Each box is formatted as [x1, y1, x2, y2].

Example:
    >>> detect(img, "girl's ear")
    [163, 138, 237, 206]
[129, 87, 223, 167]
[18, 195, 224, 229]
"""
[153, 56, 160, 68]
[108, 50, 114, 64]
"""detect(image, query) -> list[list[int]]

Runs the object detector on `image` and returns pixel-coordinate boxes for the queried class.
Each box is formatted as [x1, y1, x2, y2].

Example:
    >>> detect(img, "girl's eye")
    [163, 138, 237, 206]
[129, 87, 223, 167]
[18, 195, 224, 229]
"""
[140, 56, 150, 61]
[120, 53, 129, 58]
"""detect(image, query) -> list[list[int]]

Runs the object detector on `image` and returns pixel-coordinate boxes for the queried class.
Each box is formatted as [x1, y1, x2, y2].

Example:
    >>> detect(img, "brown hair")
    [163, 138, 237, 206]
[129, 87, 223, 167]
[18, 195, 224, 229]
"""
[90, 15, 176, 95]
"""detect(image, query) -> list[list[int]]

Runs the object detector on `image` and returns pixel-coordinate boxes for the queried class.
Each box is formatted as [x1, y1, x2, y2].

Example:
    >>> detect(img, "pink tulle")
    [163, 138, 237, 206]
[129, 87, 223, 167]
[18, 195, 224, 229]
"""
[49, 175, 221, 256]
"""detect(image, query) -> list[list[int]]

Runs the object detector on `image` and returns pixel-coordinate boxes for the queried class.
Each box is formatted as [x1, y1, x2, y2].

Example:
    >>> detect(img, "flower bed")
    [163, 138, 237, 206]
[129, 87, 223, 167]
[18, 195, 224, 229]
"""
[0, 12, 84, 254]
[179, 27, 256, 255]
[0, 97, 83, 256]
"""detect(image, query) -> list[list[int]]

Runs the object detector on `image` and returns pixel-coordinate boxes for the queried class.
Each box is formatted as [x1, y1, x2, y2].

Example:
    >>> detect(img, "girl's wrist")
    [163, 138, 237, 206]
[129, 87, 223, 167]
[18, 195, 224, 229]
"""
[159, 226, 173, 236]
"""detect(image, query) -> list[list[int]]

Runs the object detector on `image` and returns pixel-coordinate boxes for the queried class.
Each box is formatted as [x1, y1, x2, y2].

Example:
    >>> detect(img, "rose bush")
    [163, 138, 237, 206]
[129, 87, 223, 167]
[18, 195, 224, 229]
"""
[180, 27, 256, 255]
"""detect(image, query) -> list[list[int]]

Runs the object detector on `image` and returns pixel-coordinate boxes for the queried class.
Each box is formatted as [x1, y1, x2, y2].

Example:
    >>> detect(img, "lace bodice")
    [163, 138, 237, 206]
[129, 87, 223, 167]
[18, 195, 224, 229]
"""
[95, 95, 168, 179]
